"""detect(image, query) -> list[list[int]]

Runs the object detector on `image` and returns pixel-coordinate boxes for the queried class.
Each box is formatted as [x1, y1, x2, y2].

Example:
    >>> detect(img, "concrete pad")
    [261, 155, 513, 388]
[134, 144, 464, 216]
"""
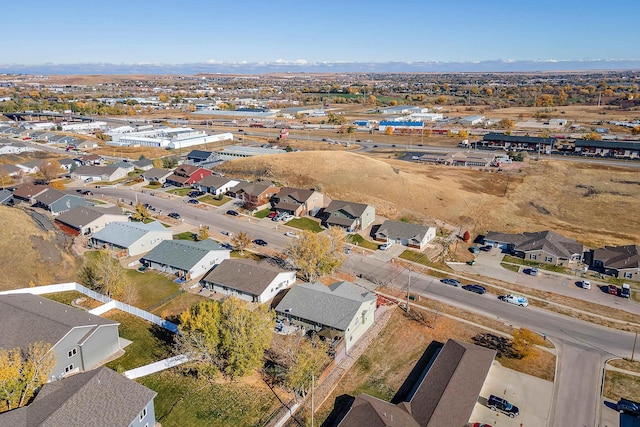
[469, 361, 553, 426]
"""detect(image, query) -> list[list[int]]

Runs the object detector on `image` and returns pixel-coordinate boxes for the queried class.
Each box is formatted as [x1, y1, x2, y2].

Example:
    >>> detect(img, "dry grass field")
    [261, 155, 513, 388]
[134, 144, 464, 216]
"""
[215, 151, 640, 247]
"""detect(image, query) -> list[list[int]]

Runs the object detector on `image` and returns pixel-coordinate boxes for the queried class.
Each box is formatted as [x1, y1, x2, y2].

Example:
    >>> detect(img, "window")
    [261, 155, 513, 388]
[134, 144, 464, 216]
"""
[68, 348, 77, 358]
[64, 364, 74, 373]
[624, 272, 633, 278]
[530, 254, 537, 260]
[139, 407, 147, 421]
[545, 256, 553, 263]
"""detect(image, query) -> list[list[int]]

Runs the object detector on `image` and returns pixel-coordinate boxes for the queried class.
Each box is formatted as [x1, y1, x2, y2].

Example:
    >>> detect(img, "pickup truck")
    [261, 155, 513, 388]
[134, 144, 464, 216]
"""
[499, 294, 529, 307]
[617, 397, 640, 415]
[621, 283, 631, 299]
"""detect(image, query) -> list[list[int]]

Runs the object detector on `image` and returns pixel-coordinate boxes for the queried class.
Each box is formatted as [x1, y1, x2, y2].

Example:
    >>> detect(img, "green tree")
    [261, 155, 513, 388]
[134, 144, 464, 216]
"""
[288, 227, 347, 282]
[0, 342, 56, 412]
[162, 156, 179, 169]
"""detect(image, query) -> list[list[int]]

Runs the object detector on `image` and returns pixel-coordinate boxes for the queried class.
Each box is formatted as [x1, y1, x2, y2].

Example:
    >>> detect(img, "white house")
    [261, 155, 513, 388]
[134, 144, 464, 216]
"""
[140, 239, 230, 280]
[55, 205, 129, 236]
[195, 175, 240, 196]
[72, 165, 129, 182]
[90, 221, 172, 257]
[374, 220, 437, 251]
[200, 258, 297, 303]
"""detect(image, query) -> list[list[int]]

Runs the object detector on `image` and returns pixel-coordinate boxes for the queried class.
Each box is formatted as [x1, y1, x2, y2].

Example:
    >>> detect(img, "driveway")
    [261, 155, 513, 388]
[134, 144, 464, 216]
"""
[470, 361, 553, 426]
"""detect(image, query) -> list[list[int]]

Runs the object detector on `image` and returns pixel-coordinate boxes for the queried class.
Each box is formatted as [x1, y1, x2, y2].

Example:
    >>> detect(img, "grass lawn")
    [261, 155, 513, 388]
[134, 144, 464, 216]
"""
[124, 269, 182, 311]
[500, 262, 521, 273]
[167, 188, 191, 197]
[285, 217, 324, 233]
[603, 370, 640, 401]
[502, 255, 569, 274]
[346, 234, 379, 250]
[254, 208, 272, 219]
[104, 310, 174, 372]
[43, 291, 104, 310]
[152, 291, 208, 321]
[200, 195, 231, 206]
[174, 231, 197, 241]
[137, 370, 284, 427]
[144, 183, 162, 189]
[608, 358, 640, 374]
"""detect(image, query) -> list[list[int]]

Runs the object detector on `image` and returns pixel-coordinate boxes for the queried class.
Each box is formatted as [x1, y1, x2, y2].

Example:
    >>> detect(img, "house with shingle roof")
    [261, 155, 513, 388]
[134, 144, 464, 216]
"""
[0, 293, 121, 381]
[0, 367, 156, 427]
[0, 140, 34, 155]
[484, 230, 583, 266]
[275, 281, 376, 352]
[55, 205, 128, 236]
[195, 175, 240, 196]
[374, 220, 436, 251]
[0, 189, 13, 205]
[201, 258, 296, 303]
[75, 154, 104, 165]
[16, 159, 41, 174]
[586, 244, 640, 280]
[0, 163, 22, 177]
[140, 167, 173, 184]
[132, 158, 154, 171]
[33, 188, 92, 216]
[271, 186, 325, 217]
[71, 165, 128, 182]
[337, 339, 496, 427]
[11, 183, 49, 204]
[165, 164, 212, 187]
[90, 221, 172, 257]
[228, 181, 278, 210]
[186, 149, 219, 165]
[140, 239, 230, 280]
[321, 199, 375, 232]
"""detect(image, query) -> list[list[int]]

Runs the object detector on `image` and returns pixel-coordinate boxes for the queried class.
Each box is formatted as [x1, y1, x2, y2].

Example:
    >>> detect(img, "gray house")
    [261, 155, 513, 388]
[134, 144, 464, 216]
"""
[275, 281, 376, 352]
[0, 367, 156, 427]
[140, 239, 230, 280]
[33, 188, 92, 216]
[90, 220, 173, 257]
[586, 244, 640, 280]
[195, 175, 240, 196]
[321, 199, 375, 232]
[0, 293, 121, 381]
[484, 230, 584, 266]
[140, 167, 173, 184]
[55, 205, 128, 236]
[374, 220, 437, 251]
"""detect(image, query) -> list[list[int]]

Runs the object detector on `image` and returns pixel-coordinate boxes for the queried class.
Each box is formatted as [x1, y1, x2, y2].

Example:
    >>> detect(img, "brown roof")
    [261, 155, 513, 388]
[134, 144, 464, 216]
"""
[173, 164, 199, 176]
[275, 187, 316, 205]
[592, 244, 640, 270]
[339, 394, 419, 427]
[324, 199, 370, 218]
[11, 183, 49, 200]
[200, 258, 288, 296]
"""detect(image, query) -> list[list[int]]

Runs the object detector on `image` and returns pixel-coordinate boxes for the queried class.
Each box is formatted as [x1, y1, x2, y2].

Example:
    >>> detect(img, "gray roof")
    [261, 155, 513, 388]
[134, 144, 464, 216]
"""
[187, 149, 214, 160]
[0, 293, 118, 351]
[0, 189, 14, 203]
[55, 205, 126, 229]
[376, 220, 434, 242]
[91, 220, 168, 248]
[141, 239, 227, 271]
[73, 165, 119, 177]
[339, 394, 419, 427]
[34, 188, 67, 206]
[275, 281, 376, 331]
[201, 258, 289, 296]
[196, 174, 234, 189]
[141, 167, 173, 180]
[132, 158, 153, 168]
[0, 367, 156, 427]
[324, 199, 370, 218]
[592, 244, 640, 270]
[485, 230, 583, 259]
[49, 195, 92, 214]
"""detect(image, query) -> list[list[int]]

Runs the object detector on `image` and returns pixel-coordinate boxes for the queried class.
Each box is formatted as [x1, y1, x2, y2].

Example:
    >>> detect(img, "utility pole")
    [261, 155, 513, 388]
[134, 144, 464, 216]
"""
[311, 374, 314, 427]
[406, 268, 411, 313]
[632, 331, 638, 362]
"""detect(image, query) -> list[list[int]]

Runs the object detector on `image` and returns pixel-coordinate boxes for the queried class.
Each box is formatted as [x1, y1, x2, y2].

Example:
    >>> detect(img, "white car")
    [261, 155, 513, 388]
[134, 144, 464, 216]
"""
[285, 231, 299, 239]
[499, 294, 529, 307]
[581, 280, 591, 289]
[379, 242, 393, 251]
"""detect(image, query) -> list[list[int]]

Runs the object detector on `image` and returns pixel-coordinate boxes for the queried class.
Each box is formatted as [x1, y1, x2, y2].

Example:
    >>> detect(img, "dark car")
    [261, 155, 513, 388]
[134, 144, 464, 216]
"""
[441, 278, 461, 287]
[253, 239, 268, 246]
[226, 210, 239, 216]
[487, 395, 519, 418]
[617, 398, 640, 415]
[161, 182, 172, 188]
[479, 245, 493, 252]
[462, 284, 486, 294]
[168, 212, 181, 219]
[81, 190, 93, 196]
[187, 199, 199, 204]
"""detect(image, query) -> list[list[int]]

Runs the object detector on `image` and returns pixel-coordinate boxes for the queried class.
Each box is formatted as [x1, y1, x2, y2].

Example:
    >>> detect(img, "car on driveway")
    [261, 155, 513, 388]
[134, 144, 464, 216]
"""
[226, 210, 239, 216]
[462, 284, 486, 294]
[285, 231, 299, 238]
[187, 199, 199, 204]
[267, 211, 278, 219]
[253, 239, 268, 246]
[487, 395, 519, 418]
[499, 294, 529, 307]
[379, 242, 393, 251]
[441, 278, 461, 287]
[470, 424, 493, 427]
[479, 245, 493, 252]
[581, 280, 591, 290]
[168, 212, 181, 219]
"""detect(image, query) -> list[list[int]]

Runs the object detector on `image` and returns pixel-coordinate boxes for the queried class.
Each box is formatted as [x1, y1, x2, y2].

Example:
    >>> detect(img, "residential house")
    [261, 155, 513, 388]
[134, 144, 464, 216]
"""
[374, 220, 437, 251]
[321, 200, 375, 232]
[132, 158, 154, 171]
[140, 239, 230, 280]
[0, 163, 22, 178]
[165, 164, 212, 187]
[75, 154, 104, 165]
[586, 244, 640, 280]
[0, 140, 34, 155]
[195, 175, 240, 196]
[71, 139, 99, 150]
[275, 281, 377, 352]
[71, 165, 128, 182]
[0, 293, 121, 381]
[16, 160, 41, 174]
[0, 189, 13, 205]
[0, 367, 157, 427]
[186, 149, 219, 165]
[58, 158, 76, 171]
[11, 183, 49, 204]
[271, 187, 325, 217]
[90, 221, 172, 257]
[112, 160, 135, 174]
[140, 167, 173, 184]
[574, 139, 640, 159]
[55, 205, 128, 236]
[201, 258, 296, 303]
[337, 339, 496, 427]
[483, 230, 584, 266]
[480, 133, 556, 154]
[33, 188, 92, 216]
[228, 181, 278, 210]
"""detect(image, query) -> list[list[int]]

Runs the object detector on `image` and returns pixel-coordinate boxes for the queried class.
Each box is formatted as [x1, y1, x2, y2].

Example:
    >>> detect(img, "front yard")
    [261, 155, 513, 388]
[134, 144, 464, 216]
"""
[285, 217, 324, 233]
[346, 233, 379, 250]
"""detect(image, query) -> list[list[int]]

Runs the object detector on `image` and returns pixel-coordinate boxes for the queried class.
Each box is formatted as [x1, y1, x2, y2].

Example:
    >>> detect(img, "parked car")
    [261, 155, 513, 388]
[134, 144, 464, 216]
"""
[188, 190, 204, 197]
[161, 182, 172, 188]
[168, 212, 181, 219]
[187, 199, 199, 204]
[621, 283, 631, 298]
[499, 294, 529, 307]
[441, 278, 461, 287]
[81, 190, 93, 196]
[470, 424, 493, 427]
[479, 245, 493, 252]
[83, 177, 93, 183]
[608, 284, 619, 295]
[581, 280, 591, 290]
[267, 211, 278, 219]
[462, 284, 486, 294]
[226, 210, 239, 216]
[525, 267, 539, 276]
[379, 242, 393, 251]
[253, 239, 268, 246]
[285, 231, 299, 239]
[487, 395, 519, 418]
[272, 212, 286, 221]
[470, 246, 480, 254]
[617, 397, 640, 415]
[281, 214, 294, 221]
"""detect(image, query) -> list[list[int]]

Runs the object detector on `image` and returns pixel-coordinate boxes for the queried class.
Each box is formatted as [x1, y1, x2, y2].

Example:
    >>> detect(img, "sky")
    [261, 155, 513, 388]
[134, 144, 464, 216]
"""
[1, 0, 638, 68]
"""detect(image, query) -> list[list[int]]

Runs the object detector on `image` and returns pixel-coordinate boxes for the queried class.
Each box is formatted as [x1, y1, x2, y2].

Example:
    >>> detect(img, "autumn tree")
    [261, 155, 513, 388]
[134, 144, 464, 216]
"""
[197, 225, 210, 241]
[36, 160, 63, 184]
[80, 250, 127, 298]
[288, 227, 347, 282]
[176, 298, 274, 379]
[231, 231, 252, 255]
[462, 230, 471, 243]
[385, 126, 394, 136]
[0, 342, 56, 413]
[130, 202, 151, 222]
[584, 131, 603, 140]
[498, 118, 515, 129]
[632, 126, 640, 135]
[511, 328, 544, 358]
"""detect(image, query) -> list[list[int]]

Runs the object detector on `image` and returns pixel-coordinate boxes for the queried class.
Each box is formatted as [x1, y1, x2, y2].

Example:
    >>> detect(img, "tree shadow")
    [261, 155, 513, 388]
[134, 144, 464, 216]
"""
[321, 394, 356, 427]
[150, 324, 176, 348]
[391, 341, 443, 404]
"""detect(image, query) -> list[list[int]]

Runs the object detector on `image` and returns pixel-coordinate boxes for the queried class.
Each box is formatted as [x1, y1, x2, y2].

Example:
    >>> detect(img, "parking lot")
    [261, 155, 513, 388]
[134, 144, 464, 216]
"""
[469, 361, 553, 426]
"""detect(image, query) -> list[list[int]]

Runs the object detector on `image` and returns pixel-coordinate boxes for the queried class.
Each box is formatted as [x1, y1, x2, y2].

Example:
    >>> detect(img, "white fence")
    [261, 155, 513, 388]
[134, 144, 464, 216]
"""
[123, 354, 189, 379]
[0, 282, 179, 333]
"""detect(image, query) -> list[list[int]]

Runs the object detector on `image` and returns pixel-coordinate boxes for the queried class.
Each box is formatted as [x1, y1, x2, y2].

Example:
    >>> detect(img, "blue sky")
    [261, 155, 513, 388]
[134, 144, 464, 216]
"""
[2, 0, 638, 65]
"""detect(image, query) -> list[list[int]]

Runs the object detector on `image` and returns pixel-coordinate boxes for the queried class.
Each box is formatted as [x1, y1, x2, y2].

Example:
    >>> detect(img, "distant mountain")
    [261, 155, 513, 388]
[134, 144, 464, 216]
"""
[1, 59, 639, 75]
